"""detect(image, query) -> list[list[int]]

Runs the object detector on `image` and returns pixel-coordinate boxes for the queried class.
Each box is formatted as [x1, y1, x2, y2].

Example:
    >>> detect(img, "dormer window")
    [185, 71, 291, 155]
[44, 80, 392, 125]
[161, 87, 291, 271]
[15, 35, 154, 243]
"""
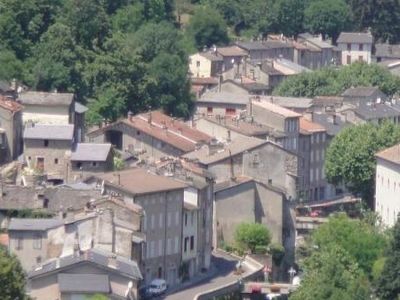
[44, 140, 49, 147]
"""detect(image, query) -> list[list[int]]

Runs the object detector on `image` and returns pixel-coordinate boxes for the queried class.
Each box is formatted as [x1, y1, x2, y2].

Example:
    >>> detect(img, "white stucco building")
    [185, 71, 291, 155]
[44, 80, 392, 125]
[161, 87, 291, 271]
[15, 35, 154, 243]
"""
[375, 143, 400, 227]
[337, 32, 373, 65]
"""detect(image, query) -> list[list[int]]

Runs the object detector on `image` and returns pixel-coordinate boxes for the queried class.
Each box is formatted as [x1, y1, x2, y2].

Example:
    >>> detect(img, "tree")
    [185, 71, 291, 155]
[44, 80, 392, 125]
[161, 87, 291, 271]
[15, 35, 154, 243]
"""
[312, 214, 387, 274]
[26, 23, 82, 93]
[0, 246, 27, 300]
[290, 246, 371, 300]
[274, 63, 400, 98]
[0, 49, 24, 81]
[186, 6, 229, 50]
[273, 0, 307, 37]
[234, 223, 271, 253]
[325, 122, 400, 204]
[377, 217, 400, 299]
[304, 0, 352, 42]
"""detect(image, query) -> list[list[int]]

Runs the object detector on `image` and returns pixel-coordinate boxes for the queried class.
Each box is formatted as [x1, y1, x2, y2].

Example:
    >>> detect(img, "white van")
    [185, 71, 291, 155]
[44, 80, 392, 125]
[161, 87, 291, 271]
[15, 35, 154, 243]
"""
[148, 279, 167, 296]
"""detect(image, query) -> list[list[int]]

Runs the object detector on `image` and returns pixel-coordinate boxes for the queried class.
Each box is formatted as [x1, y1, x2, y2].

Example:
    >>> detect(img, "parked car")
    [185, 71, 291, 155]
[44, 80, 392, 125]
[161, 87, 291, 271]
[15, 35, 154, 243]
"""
[148, 279, 168, 296]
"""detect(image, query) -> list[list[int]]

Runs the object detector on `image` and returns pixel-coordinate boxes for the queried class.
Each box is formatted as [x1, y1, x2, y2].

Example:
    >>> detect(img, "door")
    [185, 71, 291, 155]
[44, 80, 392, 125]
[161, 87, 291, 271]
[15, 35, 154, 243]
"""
[36, 157, 44, 172]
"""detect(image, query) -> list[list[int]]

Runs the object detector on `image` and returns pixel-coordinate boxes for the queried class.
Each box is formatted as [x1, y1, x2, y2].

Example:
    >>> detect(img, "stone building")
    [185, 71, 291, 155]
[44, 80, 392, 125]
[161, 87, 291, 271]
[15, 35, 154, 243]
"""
[337, 32, 373, 65]
[0, 96, 23, 164]
[23, 124, 74, 181]
[88, 111, 212, 161]
[86, 168, 188, 287]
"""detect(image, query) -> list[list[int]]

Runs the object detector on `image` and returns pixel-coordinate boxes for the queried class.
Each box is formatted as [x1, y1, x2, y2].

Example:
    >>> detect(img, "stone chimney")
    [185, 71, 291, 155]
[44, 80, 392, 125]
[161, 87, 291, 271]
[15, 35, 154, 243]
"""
[127, 111, 133, 122]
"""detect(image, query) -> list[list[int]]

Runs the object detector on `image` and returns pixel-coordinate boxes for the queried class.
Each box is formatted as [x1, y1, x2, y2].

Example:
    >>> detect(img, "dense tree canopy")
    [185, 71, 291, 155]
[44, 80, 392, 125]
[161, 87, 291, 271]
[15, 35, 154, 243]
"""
[304, 0, 352, 42]
[291, 213, 387, 300]
[325, 122, 400, 204]
[274, 63, 400, 98]
[377, 217, 400, 299]
[185, 6, 229, 50]
[0, 246, 27, 300]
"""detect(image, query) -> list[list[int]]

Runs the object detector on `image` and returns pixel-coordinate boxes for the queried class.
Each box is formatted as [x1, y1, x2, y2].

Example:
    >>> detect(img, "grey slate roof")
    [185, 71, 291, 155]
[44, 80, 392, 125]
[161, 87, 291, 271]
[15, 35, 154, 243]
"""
[354, 103, 400, 120]
[58, 274, 110, 293]
[312, 113, 350, 136]
[18, 91, 74, 106]
[198, 91, 249, 105]
[8, 218, 63, 231]
[342, 87, 381, 97]
[337, 32, 373, 44]
[236, 40, 293, 51]
[28, 248, 142, 280]
[74, 102, 88, 114]
[70, 143, 112, 162]
[375, 43, 400, 59]
[183, 135, 268, 165]
[23, 124, 74, 140]
[267, 96, 313, 109]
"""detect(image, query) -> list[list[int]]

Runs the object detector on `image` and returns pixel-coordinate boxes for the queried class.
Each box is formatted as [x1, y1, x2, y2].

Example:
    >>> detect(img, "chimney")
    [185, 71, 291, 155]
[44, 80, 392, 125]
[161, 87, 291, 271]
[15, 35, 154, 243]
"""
[218, 74, 222, 92]
[148, 111, 152, 124]
[127, 111, 133, 121]
[227, 130, 231, 142]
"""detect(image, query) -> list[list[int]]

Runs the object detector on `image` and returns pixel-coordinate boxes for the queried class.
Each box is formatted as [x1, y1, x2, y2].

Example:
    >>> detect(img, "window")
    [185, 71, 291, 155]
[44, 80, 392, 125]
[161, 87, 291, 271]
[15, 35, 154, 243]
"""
[191, 212, 194, 226]
[16, 238, 23, 250]
[174, 237, 179, 253]
[92, 162, 97, 167]
[175, 211, 180, 226]
[196, 61, 200, 67]
[190, 236, 195, 251]
[359, 44, 363, 51]
[159, 213, 163, 228]
[268, 179, 272, 185]
[184, 237, 189, 252]
[167, 212, 171, 226]
[151, 215, 155, 230]
[44, 140, 49, 147]
[225, 108, 236, 116]
[28, 156, 31, 160]
[36, 256, 41, 264]
[136, 130, 141, 135]
[347, 43, 351, 51]
[207, 107, 213, 114]
[184, 213, 188, 226]
[159, 240, 163, 256]
[54, 158, 58, 165]
[347, 55, 351, 64]
[158, 267, 162, 278]
[33, 235, 42, 249]
[77, 162, 82, 169]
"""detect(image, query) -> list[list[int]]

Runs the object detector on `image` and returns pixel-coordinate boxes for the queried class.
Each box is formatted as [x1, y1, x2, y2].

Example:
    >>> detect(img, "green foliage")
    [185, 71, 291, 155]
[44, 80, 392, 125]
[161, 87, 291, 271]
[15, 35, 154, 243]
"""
[304, 0, 352, 42]
[234, 223, 271, 253]
[185, 6, 229, 50]
[290, 246, 371, 300]
[85, 294, 108, 300]
[0, 246, 27, 300]
[275, 62, 400, 98]
[113, 155, 124, 171]
[377, 218, 400, 299]
[312, 213, 387, 274]
[325, 122, 400, 203]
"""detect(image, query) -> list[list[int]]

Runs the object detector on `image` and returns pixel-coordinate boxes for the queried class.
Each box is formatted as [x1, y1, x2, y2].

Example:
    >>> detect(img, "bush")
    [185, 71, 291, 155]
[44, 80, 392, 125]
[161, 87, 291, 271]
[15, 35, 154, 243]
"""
[234, 223, 271, 253]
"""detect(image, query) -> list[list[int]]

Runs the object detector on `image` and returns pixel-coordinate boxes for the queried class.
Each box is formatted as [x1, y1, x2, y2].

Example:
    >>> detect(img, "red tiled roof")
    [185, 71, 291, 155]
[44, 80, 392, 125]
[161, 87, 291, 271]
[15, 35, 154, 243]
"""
[300, 117, 326, 133]
[90, 111, 212, 153]
[0, 96, 23, 113]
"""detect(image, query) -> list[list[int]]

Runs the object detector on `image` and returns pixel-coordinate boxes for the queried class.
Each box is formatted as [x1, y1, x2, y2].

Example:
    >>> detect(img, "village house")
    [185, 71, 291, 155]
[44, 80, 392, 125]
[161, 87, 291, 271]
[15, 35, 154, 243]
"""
[17, 91, 87, 142]
[296, 33, 340, 68]
[154, 159, 213, 279]
[85, 168, 188, 287]
[235, 40, 294, 61]
[337, 32, 373, 65]
[195, 91, 249, 118]
[23, 124, 74, 182]
[189, 49, 224, 78]
[374, 43, 400, 62]
[213, 176, 285, 246]
[88, 111, 212, 161]
[69, 143, 113, 178]
[183, 135, 298, 200]
[298, 117, 333, 201]
[342, 86, 387, 107]
[0, 96, 23, 164]
[27, 248, 142, 300]
[216, 45, 248, 71]
[375, 143, 400, 227]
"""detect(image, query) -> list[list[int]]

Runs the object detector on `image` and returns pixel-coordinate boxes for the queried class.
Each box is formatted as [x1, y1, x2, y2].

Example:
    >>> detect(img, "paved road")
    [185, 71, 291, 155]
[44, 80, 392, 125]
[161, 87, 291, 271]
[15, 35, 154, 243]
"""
[161, 252, 242, 300]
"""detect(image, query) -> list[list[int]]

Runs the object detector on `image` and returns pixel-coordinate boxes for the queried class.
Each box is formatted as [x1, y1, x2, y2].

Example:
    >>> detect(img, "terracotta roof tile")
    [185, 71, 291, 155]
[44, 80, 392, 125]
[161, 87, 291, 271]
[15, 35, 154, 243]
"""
[376, 143, 400, 165]
[300, 117, 326, 133]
